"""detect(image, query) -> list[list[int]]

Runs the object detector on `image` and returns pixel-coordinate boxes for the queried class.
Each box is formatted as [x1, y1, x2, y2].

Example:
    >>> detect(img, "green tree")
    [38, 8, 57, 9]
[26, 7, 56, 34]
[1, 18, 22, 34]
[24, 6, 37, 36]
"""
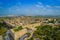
[33, 25, 60, 40]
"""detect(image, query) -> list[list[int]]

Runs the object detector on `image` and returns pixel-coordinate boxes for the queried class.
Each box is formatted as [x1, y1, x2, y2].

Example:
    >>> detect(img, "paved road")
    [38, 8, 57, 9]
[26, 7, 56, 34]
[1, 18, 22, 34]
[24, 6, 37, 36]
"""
[19, 34, 28, 40]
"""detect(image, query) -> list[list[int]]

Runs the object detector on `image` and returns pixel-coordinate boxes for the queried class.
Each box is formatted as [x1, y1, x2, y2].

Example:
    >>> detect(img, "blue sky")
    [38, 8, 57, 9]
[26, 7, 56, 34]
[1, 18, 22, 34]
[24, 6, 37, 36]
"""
[0, 0, 60, 16]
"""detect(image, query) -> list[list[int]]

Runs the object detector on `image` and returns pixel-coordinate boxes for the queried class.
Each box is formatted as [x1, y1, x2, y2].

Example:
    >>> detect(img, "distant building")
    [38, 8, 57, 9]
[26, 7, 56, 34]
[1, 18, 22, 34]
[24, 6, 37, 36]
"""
[3, 20, 16, 28]
[4, 16, 58, 40]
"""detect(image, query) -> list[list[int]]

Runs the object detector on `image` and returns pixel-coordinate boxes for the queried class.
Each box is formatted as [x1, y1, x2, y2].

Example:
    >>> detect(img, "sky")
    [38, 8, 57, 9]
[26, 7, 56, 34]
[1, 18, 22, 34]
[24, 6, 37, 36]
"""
[0, 0, 60, 16]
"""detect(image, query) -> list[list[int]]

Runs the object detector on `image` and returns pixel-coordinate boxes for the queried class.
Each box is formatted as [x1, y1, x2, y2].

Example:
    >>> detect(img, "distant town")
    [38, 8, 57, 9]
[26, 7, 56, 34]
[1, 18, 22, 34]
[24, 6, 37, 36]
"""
[0, 16, 60, 40]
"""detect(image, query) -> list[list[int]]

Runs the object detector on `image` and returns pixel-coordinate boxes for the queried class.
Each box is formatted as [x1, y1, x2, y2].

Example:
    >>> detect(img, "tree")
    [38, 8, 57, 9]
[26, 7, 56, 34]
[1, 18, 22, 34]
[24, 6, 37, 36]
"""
[33, 25, 60, 40]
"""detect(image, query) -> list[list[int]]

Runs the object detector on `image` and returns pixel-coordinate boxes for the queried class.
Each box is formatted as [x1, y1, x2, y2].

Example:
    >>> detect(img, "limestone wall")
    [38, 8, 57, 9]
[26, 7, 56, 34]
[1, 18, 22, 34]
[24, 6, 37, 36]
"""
[9, 29, 27, 40]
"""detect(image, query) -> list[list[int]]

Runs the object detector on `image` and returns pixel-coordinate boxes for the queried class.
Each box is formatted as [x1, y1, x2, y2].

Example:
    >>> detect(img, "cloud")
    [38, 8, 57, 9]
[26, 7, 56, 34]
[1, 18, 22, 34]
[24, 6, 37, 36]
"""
[36, 2, 52, 9]
[34, 2, 60, 15]
[3, 1, 60, 16]
[54, 6, 60, 8]
[37, 2, 42, 5]
[7, 6, 21, 14]
[45, 5, 52, 8]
